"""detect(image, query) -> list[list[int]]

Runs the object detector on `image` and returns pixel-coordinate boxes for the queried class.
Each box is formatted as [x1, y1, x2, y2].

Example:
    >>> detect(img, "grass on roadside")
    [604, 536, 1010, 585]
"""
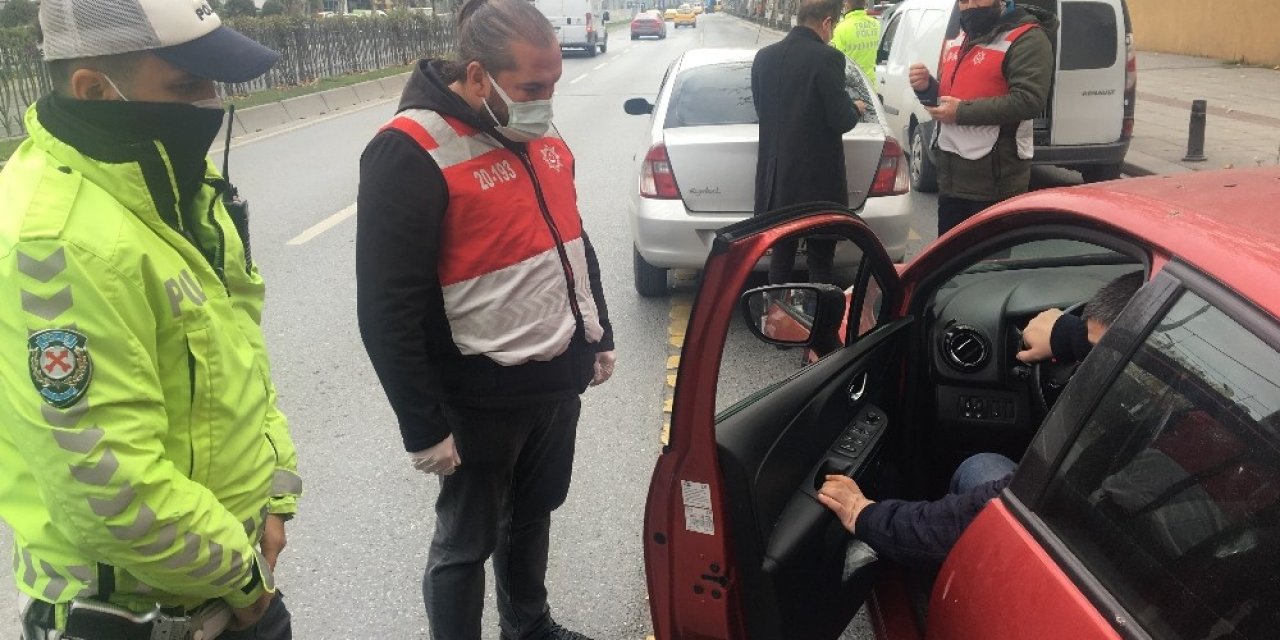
[227, 63, 416, 110]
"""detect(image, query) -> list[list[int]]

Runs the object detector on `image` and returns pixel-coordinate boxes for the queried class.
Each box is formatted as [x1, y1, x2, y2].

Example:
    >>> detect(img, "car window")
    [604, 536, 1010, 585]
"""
[876, 13, 902, 65]
[1060, 1, 1119, 70]
[664, 62, 757, 128]
[1037, 291, 1280, 639]
[843, 58, 877, 120]
[952, 238, 1133, 277]
[715, 236, 880, 414]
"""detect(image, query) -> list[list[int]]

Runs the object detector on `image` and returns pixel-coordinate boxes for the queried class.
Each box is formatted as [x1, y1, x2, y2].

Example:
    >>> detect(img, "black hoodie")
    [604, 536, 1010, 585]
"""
[356, 60, 614, 452]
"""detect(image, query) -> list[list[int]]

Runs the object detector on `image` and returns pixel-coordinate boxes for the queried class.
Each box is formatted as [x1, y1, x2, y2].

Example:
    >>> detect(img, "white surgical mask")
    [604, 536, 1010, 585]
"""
[484, 73, 553, 143]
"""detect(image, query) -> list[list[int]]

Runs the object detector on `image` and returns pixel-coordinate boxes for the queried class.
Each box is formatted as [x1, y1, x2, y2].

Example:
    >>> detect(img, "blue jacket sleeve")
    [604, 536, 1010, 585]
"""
[853, 474, 1012, 567]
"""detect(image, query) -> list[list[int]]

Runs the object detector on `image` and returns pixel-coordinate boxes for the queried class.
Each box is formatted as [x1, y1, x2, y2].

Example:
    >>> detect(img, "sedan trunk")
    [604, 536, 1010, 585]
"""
[663, 123, 887, 214]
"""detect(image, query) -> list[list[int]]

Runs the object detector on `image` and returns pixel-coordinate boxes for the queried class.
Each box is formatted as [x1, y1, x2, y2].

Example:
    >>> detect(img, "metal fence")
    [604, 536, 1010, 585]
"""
[0, 14, 456, 138]
[725, 0, 800, 31]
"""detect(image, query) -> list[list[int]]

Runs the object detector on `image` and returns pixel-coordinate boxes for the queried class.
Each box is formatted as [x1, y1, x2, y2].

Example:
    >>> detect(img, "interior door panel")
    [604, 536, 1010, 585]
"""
[716, 318, 913, 639]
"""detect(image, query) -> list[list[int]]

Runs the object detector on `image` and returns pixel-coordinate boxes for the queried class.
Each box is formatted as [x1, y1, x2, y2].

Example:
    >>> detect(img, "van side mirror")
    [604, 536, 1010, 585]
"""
[603, 10, 610, 21]
[624, 98, 654, 115]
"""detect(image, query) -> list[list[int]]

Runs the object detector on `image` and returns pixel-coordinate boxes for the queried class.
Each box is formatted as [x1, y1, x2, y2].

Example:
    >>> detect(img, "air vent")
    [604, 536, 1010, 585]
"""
[941, 325, 991, 372]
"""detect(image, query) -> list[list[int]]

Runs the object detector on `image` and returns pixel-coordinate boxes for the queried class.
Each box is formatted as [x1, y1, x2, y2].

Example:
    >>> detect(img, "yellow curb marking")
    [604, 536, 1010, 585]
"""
[908, 227, 922, 241]
[666, 355, 680, 369]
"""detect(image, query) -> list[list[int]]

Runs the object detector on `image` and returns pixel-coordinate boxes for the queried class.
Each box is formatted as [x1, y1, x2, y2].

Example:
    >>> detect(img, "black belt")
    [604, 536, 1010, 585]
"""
[21, 598, 233, 640]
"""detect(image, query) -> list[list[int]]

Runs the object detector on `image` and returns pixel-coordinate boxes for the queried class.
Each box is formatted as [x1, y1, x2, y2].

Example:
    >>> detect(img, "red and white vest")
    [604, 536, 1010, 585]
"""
[936, 23, 1039, 161]
[382, 109, 605, 366]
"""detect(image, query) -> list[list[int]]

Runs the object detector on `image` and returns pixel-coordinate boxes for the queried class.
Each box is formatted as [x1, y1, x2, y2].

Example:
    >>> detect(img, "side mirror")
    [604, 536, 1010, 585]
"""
[740, 284, 847, 357]
[624, 97, 655, 115]
[603, 10, 611, 21]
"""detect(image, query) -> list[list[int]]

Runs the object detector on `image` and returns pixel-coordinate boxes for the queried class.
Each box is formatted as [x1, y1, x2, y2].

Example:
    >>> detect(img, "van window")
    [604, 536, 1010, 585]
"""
[1060, 2, 1119, 70]
[876, 13, 903, 65]
[665, 62, 758, 128]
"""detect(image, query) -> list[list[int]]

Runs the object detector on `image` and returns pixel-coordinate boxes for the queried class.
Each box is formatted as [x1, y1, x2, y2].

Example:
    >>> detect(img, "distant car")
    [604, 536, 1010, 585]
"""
[622, 49, 910, 297]
[673, 6, 697, 27]
[645, 167, 1280, 640]
[631, 12, 667, 39]
[664, 7, 678, 20]
[533, 0, 610, 57]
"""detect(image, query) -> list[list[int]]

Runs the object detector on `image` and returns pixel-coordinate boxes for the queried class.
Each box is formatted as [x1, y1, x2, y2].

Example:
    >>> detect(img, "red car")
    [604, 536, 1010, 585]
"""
[645, 168, 1280, 639]
[631, 12, 668, 39]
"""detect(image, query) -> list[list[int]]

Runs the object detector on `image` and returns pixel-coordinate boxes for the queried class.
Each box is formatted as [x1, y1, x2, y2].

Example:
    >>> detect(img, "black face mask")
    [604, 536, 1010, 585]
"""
[959, 3, 1003, 37]
[47, 94, 226, 210]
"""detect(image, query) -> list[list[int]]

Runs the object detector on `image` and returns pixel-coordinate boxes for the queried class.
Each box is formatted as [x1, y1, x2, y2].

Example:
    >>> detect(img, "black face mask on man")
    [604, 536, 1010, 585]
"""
[959, 2, 1004, 37]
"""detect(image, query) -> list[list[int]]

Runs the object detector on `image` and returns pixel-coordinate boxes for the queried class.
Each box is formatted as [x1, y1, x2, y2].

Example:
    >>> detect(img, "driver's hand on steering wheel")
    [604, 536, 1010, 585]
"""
[1017, 308, 1064, 364]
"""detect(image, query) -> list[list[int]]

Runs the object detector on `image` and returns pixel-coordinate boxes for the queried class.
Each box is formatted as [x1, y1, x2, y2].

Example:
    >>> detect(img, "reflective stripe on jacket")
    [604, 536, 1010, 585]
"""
[937, 23, 1039, 161]
[0, 103, 300, 612]
[381, 109, 605, 366]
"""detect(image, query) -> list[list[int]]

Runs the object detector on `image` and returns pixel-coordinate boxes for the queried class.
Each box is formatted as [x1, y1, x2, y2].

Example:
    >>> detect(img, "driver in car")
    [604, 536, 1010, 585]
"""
[817, 271, 1145, 567]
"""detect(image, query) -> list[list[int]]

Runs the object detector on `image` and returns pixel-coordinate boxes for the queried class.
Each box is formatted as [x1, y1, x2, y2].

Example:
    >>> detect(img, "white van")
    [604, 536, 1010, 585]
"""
[533, 0, 611, 57]
[874, 0, 1135, 189]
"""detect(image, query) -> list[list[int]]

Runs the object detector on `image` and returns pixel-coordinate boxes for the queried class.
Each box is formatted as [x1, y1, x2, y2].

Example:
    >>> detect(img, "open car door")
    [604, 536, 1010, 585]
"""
[644, 204, 908, 639]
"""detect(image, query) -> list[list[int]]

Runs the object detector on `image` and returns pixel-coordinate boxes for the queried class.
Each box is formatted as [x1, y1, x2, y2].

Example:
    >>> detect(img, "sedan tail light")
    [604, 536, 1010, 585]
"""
[868, 137, 910, 197]
[640, 143, 681, 199]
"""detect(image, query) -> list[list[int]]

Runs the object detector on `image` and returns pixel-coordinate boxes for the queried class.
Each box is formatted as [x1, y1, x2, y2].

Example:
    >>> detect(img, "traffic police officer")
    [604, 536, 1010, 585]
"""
[832, 0, 881, 84]
[0, 0, 301, 637]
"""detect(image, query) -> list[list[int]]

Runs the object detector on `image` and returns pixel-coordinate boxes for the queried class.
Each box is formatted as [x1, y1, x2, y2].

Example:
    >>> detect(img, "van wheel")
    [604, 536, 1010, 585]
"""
[587, 39, 599, 57]
[1080, 163, 1123, 183]
[909, 123, 939, 193]
[600, 35, 608, 53]
[631, 33, 638, 39]
[634, 246, 669, 297]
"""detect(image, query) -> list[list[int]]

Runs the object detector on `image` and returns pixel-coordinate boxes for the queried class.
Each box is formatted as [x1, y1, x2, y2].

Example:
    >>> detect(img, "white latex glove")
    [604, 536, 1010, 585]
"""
[590, 350, 616, 387]
[410, 435, 461, 476]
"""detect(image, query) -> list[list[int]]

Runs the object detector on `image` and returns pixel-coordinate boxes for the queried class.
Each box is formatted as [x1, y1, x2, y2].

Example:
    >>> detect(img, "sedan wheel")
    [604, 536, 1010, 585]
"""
[634, 246, 669, 297]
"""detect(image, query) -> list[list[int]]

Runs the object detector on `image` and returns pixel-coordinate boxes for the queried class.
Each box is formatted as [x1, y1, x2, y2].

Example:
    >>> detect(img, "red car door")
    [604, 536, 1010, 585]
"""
[643, 203, 906, 639]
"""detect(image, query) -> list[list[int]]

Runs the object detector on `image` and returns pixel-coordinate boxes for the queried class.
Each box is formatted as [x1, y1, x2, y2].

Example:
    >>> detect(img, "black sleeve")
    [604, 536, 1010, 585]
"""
[853, 475, 1012, 567]
[1050, 313, 1092, 363]
[582, 231, 614, 352]
[914, 76, 940, 106]
[818, 50, 859, 134]
[355, 129, 452, 452]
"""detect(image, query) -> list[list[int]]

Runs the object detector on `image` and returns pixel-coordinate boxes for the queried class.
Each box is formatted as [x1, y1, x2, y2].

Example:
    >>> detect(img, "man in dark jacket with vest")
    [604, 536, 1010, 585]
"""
[355, 1, 612, 638]
[911, 0, 1055, 235]
[752, 0, 864, 285]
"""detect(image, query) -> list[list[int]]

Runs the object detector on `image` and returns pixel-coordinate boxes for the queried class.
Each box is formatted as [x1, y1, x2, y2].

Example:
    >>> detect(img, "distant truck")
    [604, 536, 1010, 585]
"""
[533, 0, 611, 57]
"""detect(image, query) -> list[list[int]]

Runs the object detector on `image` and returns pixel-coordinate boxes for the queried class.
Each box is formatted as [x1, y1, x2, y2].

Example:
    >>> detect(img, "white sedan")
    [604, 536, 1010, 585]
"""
[623, 48, 911, 297]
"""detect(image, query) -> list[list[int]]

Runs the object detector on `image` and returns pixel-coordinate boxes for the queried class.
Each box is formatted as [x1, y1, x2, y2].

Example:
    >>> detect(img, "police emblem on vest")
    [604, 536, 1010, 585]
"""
[28, 329, 93, 409]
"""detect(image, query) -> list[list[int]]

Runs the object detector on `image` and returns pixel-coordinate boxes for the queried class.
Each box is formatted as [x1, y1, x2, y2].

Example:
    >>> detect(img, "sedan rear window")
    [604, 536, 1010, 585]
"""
[664, 62, 758, 128]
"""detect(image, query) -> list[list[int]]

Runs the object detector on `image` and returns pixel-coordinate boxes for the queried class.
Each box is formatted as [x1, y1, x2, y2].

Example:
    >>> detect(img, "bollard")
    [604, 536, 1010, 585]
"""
[1183, 99, 1207, 163]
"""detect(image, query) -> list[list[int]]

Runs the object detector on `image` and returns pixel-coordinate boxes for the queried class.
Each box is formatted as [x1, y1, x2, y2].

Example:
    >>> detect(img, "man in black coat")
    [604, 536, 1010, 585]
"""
[752, 0, 860, 285]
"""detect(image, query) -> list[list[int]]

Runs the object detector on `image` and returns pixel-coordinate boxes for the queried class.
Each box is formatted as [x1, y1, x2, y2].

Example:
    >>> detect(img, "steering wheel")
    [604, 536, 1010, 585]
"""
[1022, 301, 1086, 420]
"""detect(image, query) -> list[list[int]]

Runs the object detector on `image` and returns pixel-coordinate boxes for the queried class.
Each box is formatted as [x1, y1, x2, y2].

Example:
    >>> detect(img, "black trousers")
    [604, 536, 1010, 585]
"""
[937, 196, 999, 236]
[768, 237, 836, 285]
[423, 397, 581, 640]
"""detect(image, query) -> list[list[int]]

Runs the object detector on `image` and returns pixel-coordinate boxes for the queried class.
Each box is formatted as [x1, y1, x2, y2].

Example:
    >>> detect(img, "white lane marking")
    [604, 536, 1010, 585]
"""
[593, 62, 608, 70]
[287, 203, 356, 246]
[570, 74, 589, 84]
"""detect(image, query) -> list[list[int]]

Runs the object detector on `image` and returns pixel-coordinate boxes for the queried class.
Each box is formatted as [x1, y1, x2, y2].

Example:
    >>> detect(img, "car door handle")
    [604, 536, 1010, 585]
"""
[883, 104, 899, 116]
[848, 373, 869, 403]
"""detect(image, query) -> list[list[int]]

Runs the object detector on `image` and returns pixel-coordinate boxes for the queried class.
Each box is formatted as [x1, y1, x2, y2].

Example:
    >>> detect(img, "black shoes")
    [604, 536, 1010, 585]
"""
[501, 621, 595, 640]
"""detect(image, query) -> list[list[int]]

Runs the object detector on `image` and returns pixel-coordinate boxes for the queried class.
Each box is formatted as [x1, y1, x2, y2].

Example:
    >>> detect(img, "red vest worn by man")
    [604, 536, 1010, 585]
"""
[381, 110, 605, 366]
[936, 23, 1038, 161]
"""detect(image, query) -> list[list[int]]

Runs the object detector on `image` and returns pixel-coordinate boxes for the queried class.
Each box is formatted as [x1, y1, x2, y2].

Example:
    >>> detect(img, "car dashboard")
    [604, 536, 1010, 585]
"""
[925, 261, 1142, 441]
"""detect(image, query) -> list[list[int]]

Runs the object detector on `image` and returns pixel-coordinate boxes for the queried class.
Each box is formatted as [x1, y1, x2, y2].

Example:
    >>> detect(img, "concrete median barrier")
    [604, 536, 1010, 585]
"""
[281, 94, 330, 121]
[379, 74, 409, 98]
[352, 80, 387, 103]
[236, 103, 291, 134]
[320, 87, 361, 111]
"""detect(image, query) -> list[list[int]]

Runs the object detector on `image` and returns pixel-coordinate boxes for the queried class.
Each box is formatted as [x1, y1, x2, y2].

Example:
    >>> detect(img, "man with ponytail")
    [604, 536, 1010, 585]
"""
[356, 1, 614, 638]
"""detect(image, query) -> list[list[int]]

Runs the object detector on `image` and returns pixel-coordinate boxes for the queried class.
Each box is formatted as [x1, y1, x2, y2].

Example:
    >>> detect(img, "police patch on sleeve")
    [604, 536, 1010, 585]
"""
[28, 329, 93, 409]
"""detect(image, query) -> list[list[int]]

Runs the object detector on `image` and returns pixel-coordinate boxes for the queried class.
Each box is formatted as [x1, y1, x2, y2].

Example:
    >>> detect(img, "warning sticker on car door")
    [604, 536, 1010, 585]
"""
[681, 480, 715, 536]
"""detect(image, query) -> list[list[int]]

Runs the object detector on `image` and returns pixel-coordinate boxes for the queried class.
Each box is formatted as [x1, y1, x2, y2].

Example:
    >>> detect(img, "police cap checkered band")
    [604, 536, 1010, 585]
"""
[40, 0, 280, 83]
